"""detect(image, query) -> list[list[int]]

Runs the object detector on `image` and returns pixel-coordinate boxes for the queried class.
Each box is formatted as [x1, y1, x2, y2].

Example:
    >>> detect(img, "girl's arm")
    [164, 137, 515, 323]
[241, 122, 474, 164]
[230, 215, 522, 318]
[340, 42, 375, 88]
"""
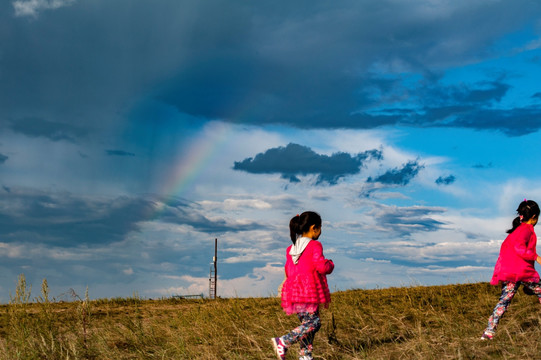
[312, 241, 334, 275]
[513, 229, 538, 261]
[537, 256, 541, 266]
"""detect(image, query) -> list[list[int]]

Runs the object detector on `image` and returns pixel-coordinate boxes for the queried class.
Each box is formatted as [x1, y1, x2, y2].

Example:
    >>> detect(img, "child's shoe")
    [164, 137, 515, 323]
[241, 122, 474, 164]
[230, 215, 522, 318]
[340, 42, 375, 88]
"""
[299, 356, 313, 360]
[271, 337, 287, 360]
[480, 331, 494, 340]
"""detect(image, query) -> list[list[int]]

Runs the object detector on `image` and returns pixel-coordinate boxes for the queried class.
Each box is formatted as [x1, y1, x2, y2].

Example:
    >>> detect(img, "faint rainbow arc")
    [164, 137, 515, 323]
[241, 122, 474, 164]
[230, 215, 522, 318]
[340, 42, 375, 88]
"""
[152, 122, 234, 217]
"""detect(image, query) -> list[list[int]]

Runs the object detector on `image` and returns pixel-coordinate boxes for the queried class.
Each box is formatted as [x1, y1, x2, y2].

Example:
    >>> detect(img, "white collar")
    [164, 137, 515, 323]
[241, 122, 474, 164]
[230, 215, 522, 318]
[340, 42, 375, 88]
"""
[289, 237, 311, 264]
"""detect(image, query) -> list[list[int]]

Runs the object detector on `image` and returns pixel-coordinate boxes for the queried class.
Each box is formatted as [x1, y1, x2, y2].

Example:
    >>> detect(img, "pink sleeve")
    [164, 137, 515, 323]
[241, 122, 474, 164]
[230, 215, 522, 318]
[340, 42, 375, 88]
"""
[312, 241, 334, 275]
[513, 228, 538, 261]
[284, 246, 291, 278]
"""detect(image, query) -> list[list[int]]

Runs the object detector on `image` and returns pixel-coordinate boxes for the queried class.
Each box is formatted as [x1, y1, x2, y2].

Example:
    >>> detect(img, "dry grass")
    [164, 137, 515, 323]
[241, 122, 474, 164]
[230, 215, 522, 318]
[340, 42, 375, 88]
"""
[1, 275, 541, 359]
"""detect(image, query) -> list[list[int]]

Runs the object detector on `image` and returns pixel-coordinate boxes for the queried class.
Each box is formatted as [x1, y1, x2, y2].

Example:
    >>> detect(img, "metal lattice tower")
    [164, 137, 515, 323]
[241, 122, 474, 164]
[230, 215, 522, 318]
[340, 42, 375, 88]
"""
[209, 238, 217, 299]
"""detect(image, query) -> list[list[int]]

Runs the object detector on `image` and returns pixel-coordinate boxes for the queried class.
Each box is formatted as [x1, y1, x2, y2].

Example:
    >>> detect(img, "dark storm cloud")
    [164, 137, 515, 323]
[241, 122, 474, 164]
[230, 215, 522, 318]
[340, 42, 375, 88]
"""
[0, 153, 7, 164]
[9, 117, 88, 142]
[450, 81, 510, 104]
[2, 0, 541, 135]
[367, 160, 424, 186]
[154, 4, 541, 134]
[370, 204, 447, 236]
[106, 150, 136, 157]
[0, 190, 154, 246]
[0, 190, 261, 247]
[233, 143, 383, 184]
[376, 79, 511, 110]
[1, 0, 197, 129]
[156, 196, 266, 233]
[435, 175, 456, 186]
[442, 108, 541, 136]
[366, 78, 541, 136]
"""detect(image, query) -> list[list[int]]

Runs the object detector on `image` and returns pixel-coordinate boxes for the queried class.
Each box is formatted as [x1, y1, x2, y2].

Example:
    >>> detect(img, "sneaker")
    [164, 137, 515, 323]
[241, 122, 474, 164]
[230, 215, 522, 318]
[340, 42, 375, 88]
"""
[299, 357, 313, 360]
[271, 337, 287, 360]
[480, 331, 494, 340]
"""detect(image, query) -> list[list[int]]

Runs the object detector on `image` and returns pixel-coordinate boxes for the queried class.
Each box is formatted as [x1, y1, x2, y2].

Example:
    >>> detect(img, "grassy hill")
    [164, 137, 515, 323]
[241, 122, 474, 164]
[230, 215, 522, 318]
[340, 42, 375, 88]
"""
[1, 278, 541, 359]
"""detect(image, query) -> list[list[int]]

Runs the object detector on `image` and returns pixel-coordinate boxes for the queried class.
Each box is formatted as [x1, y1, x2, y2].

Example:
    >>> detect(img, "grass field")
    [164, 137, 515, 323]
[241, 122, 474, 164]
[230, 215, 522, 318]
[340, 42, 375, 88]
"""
[1, 275, 541, 359]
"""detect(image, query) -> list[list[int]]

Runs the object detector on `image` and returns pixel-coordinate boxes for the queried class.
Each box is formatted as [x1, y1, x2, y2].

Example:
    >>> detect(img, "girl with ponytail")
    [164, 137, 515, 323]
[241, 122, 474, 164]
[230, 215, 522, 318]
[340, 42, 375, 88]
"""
[482, 199, 541, 340]
[271, 211, 334, 360]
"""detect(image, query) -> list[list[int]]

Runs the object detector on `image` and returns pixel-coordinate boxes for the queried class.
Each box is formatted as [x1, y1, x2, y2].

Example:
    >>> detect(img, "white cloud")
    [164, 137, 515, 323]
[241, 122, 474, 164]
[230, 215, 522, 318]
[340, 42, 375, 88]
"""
[153, 263, 284, 298]
[213, 263, 285, 297]
[361, 257, 391, 263]
[353, 238, 502, 264]
[497, 179, 541, 216]
[407, 265, 492, 275]
[0, 242, 24, 258]
[222, 247, 275, 264]
[153, 275, 209, 297]
[514, 37, 541, 53]
[13, 0, 75, 17]
[0, 242, 95, 261]
[306, 128, 387, 155]
[200, 198, 272, 211]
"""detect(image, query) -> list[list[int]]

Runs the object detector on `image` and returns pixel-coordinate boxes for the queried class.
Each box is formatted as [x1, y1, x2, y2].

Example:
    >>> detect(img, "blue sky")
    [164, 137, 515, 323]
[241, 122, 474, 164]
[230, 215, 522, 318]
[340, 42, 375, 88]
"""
[2, 0, 541, 301]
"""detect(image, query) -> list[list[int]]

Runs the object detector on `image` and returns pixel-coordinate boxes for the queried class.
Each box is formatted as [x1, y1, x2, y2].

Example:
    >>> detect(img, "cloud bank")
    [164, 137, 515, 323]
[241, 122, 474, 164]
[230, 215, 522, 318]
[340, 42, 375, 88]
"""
[436, 175, 456, 186]
[233, 143, 383, 184]
[3, 0, 541, 136]
[368, 160, 424, 186]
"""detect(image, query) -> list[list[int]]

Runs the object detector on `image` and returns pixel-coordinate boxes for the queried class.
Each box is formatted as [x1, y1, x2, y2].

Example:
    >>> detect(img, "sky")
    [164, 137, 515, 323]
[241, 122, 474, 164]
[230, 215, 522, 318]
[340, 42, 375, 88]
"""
[2, 0, 541, 302]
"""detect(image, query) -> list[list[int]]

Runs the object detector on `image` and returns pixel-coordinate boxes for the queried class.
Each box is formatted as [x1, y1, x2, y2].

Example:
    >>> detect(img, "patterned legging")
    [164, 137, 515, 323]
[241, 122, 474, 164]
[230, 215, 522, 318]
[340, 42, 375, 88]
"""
[280, 311, 321, 358]
[484, 281, 541, 335]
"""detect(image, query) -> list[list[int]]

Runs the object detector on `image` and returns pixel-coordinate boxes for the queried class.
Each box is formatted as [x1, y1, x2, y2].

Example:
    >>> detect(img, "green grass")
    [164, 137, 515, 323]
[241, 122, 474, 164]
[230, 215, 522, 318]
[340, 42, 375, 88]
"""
[1, 275, 541, 359]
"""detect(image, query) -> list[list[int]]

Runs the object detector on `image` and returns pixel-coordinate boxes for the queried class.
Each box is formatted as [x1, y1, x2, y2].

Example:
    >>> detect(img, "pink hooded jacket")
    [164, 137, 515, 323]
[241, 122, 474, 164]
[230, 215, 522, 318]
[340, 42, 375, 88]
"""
[280, 239, 334, 315]
[490, 223, 539, 285]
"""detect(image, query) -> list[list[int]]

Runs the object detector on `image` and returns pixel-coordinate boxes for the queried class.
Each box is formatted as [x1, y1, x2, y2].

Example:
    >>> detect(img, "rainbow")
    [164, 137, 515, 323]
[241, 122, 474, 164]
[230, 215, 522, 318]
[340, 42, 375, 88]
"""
[152, 121, 233, 216]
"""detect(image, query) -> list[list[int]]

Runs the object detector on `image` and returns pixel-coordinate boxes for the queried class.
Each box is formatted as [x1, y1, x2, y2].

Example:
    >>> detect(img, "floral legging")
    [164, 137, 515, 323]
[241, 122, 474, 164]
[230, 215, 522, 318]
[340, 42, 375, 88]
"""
[280, 311, 321, 358]
[484, 281, 541, 335]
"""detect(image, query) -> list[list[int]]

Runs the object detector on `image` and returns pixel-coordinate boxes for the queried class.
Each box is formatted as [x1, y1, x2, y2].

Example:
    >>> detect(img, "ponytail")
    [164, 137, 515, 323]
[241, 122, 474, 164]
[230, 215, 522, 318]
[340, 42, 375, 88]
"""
[289, 211, 322, 244]
[507, 199, 540, 234]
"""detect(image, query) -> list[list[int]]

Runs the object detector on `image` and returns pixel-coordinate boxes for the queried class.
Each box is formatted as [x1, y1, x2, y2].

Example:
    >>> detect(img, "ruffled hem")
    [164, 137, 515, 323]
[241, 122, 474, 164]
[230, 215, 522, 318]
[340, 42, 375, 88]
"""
[282, 303, 320, 315]
[281, 272, 330, 313]
[490, 274, 540, 285]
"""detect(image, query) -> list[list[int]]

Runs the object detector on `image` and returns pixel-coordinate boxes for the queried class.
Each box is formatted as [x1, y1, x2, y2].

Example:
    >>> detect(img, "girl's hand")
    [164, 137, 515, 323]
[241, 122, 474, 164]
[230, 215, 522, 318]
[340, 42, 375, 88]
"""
[537, 256, 541, 266]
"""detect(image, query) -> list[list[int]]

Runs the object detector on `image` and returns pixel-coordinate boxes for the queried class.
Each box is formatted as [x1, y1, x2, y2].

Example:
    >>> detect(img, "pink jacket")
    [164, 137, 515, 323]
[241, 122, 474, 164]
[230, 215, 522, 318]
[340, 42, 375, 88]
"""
[491, 223, 539, 285]
[280, 240, 334, 315]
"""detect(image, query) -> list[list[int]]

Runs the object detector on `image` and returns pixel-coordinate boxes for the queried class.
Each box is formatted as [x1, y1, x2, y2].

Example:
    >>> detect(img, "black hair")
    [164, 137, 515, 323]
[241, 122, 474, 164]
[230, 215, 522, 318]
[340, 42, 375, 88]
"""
[507, 199, 540, 234]
[289, 211, 322, 244]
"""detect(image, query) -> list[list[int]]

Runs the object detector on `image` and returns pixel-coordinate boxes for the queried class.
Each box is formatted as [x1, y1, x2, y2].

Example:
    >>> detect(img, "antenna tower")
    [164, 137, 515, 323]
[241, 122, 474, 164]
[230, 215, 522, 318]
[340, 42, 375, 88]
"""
[209, 238, 217, 299]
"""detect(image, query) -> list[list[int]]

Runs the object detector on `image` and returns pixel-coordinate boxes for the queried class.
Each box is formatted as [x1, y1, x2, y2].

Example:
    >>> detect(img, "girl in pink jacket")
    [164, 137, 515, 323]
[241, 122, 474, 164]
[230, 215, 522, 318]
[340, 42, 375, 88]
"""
[482, 199, 541, 340]
[271, 211, 334, 360]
